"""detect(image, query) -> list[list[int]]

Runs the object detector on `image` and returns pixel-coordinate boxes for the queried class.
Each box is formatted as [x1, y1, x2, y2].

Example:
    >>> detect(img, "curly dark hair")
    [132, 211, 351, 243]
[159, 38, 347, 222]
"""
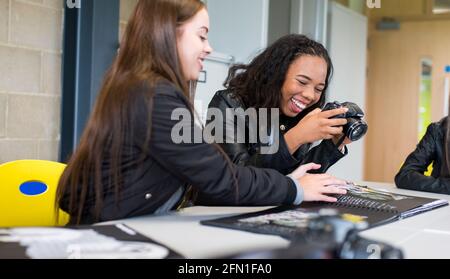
[224, 34, 333, 120]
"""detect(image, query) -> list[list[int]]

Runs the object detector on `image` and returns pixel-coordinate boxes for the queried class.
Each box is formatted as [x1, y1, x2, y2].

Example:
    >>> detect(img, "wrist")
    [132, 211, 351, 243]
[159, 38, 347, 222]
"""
[287, 175, 304, 205]
[285, 128, 306, 153]
[284, 131, 298, 154]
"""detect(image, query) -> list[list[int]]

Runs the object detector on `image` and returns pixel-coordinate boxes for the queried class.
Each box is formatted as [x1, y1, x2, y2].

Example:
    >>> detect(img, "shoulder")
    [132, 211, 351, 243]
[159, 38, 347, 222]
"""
[438, 117, 448, 138]
[128, 80, 191, 116]
[209, 89, 245, 109]
[153, 81, 185, 99]
[128, 79, 180, 95]
[425, 117, 447, 139]
[431, 117, 448, 132]
[438, 117, 448, 130]
[131, 80, 189, 105]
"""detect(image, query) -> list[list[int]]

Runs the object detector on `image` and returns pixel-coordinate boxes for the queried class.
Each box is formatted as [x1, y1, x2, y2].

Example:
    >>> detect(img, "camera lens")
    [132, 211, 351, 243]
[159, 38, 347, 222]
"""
[346, 119, 368, 141]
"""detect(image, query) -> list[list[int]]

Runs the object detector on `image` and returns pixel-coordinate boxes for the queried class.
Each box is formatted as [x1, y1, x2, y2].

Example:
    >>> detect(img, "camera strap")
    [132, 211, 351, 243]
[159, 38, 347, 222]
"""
[336, 135, 346, 147]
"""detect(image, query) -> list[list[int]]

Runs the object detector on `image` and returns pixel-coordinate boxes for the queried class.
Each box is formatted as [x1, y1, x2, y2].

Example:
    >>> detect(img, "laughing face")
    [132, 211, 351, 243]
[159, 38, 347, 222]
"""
[280, 55, 328, 117]
[177, 8, 213, 82]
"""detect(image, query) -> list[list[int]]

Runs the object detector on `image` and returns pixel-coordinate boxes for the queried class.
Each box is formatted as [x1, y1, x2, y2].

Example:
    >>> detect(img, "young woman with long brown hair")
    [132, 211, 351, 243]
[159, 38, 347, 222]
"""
[56, 0, 347, 225]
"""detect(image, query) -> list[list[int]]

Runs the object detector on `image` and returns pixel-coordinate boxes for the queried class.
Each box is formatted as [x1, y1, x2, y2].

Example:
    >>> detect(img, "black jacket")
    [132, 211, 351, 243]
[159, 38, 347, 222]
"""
[60, 82, 297, 224]
[395, 117, 450, 194]
[207, 90, 346, 175]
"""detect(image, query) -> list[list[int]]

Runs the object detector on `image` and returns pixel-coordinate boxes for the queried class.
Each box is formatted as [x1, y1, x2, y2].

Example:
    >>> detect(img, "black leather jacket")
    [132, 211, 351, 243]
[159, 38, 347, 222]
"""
[395, 117, 450, 194]
[207, 90, 346, 175]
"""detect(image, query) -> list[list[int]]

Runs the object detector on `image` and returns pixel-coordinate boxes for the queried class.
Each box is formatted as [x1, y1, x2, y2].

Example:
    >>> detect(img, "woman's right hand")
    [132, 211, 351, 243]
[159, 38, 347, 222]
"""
[285, 108, 349, 153]
[290, 163, 347, 203]
[299, 173, 347, 202]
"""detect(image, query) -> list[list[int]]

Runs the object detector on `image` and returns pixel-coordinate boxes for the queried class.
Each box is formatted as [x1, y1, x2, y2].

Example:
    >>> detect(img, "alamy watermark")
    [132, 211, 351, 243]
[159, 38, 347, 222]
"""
[66, 0, 81, 9]
[171, 107, 280, 155]
[366, 0, 381, 9]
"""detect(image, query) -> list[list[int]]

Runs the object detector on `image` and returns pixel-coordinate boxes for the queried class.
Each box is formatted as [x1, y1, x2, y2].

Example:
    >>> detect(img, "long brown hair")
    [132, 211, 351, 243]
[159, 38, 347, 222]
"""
[56, 0, 209, 224]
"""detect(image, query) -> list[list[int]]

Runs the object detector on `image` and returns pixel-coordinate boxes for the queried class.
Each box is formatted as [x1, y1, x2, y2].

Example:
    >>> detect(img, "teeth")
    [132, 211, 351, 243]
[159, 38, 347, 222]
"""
[291, 98, 306, 110]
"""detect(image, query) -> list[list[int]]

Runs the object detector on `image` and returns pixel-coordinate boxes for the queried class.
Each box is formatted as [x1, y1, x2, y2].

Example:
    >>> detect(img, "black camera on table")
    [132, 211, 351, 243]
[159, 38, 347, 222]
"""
[322, 101, 368, 142]
[230, 209, 403, 259]
[291, 209, 404, 259]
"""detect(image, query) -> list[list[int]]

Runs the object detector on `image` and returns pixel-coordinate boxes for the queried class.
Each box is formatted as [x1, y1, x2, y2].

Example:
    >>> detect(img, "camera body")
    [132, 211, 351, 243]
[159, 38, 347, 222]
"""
[322, 101, 368, 141]
[230, 209, 403, 259]
[292, 209, 404, 259]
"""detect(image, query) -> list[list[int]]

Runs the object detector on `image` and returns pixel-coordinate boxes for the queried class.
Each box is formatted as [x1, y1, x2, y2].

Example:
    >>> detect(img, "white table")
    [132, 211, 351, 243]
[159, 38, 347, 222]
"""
[358, 183, 450, 259]
[107, 182, 450, 259]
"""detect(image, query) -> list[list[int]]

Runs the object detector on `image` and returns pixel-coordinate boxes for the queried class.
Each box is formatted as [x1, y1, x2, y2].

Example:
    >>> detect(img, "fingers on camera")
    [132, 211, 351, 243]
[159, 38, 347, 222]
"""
[328, 126, 343, 135]
[322, 107, 347, 118]
[329, 118, 347, 126]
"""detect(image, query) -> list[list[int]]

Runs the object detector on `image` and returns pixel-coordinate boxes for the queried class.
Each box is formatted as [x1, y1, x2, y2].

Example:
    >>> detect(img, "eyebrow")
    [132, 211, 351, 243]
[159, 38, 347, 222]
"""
[199, 26, 209, 33]
[296, 75, 325, 86]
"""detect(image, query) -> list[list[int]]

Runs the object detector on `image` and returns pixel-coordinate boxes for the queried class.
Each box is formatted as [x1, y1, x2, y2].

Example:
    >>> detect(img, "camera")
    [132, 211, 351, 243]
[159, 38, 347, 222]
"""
[322, 101, 368, 141]
[230, 209, 403, 259]
[290, 209, 404, 259]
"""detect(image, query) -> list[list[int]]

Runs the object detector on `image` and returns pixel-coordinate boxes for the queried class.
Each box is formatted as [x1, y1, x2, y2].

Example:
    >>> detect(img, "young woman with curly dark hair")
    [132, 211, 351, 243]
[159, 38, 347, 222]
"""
[207, 34, 353, 175]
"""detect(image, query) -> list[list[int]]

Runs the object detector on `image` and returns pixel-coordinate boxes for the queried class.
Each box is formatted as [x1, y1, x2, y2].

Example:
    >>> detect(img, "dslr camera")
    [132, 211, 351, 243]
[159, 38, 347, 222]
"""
[231, 209, 403, 259]
[322, 101, 368, 142]
[289, 209, 404, 259]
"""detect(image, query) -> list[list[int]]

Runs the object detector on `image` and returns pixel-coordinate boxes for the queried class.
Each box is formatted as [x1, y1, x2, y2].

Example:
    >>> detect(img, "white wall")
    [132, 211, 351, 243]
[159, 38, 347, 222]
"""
[268, 0, 291, 45]
[195, 53, 234, 124]
[194, 0, 271, 121]
[207, 0, 269, 63]
[290, 0, 328, 44]
[326, 2, 368, 182]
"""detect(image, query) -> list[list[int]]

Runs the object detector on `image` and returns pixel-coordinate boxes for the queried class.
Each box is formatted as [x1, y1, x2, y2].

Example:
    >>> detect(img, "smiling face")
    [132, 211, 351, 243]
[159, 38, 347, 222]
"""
[280, 55, 328, 117]
[177, 8, 213, 82]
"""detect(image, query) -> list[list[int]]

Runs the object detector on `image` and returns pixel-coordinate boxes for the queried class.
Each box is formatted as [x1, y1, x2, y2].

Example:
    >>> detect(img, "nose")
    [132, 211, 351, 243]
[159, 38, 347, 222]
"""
[302, 87, 315, 102]
[204, 40, 213, 55]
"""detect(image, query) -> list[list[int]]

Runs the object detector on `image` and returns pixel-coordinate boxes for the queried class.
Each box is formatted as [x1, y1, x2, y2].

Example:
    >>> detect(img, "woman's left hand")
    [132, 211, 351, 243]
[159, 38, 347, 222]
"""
[332, 134, 352, 151]
[290, 163, 322, 178]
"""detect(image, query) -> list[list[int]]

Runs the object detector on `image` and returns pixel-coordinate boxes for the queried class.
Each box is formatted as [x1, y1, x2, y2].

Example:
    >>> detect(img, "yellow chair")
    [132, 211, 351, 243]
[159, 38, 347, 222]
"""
[0, 160, 70, 227]
[424, 164, 433, 176]
[399, 162, 433, 176]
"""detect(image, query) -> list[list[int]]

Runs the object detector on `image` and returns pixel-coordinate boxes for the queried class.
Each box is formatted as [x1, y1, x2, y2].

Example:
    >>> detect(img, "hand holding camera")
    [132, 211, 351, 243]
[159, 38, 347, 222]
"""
[286, 107, 349, 149]
[322, 101, 368, 142]
[285, 101, 368, 153]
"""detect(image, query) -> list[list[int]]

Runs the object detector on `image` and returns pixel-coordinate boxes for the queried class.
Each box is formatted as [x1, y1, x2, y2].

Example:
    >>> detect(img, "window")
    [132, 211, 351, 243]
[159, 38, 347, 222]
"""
[433, 0, 450, 14]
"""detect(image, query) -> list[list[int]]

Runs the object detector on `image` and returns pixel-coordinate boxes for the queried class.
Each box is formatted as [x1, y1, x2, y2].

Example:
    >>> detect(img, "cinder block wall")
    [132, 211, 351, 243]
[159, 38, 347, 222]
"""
[0, 0, 137, 164]
[0, 0, 63, 163]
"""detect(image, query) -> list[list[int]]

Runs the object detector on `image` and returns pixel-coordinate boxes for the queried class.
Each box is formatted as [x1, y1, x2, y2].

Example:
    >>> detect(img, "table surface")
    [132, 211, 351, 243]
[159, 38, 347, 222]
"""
[104, 181, 450, 259]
